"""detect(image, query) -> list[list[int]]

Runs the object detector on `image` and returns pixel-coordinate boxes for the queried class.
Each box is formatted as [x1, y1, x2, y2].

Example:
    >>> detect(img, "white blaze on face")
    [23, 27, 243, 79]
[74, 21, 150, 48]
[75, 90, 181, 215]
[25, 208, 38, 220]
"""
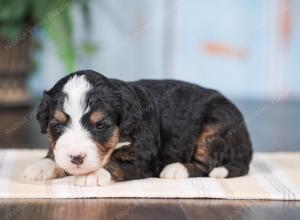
[54, 75, 100, 175]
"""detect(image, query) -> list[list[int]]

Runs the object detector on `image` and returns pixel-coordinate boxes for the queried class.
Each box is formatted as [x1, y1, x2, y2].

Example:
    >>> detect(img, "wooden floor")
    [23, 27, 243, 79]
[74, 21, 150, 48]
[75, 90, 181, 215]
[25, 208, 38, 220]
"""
[1, 199, 299, 220]
[0, 100, 300, 220]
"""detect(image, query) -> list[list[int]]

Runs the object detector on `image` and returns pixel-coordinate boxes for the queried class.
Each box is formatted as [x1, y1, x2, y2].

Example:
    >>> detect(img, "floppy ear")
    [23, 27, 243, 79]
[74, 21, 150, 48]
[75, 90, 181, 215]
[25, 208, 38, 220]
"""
[36, 91, 51, 134]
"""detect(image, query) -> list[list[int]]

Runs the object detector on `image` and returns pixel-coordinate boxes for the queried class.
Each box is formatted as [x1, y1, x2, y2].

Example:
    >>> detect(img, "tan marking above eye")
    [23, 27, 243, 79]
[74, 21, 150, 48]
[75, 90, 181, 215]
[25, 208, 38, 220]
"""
[53, 110, 68, 123]
[90, 111, 105, 124]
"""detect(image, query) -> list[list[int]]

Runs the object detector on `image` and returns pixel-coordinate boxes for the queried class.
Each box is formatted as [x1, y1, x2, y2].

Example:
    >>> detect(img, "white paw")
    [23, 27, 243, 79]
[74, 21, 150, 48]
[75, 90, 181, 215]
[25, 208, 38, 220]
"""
[159, 162, 189, 179]
[23, 158, 65, 181]
[73, 168, 112, 187]
[209, 167, 228, 178]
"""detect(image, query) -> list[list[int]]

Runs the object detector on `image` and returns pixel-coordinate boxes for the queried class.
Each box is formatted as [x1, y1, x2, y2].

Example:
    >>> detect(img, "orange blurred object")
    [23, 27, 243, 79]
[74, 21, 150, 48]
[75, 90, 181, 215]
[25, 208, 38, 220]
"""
[279, 0, 293, 45]
[202, 42, 248, 59]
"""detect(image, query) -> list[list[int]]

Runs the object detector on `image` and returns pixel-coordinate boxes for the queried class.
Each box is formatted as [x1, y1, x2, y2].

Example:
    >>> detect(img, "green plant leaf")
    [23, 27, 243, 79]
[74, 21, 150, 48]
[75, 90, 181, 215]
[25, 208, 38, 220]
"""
[31, 0, 57, 22]
[0, 0, 31, 40]
[0, 0, 92, 72]
[0, 0, 30, 22]
[41, 2, 76, 72]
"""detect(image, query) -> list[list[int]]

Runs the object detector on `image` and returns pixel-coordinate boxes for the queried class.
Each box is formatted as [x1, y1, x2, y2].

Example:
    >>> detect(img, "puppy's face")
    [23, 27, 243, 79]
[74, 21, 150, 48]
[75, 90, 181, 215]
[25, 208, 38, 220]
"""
[40, 74, 122, 175]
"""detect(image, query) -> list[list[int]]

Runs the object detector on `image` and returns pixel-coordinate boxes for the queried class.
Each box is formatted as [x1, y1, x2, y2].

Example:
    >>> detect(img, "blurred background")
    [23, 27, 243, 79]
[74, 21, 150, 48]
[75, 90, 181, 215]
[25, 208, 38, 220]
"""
[0, 0, 299, 151]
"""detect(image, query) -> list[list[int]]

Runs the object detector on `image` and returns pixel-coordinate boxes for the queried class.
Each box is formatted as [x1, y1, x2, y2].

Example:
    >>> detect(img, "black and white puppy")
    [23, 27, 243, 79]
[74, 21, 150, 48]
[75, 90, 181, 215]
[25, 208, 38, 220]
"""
[23, 70, 252, 186]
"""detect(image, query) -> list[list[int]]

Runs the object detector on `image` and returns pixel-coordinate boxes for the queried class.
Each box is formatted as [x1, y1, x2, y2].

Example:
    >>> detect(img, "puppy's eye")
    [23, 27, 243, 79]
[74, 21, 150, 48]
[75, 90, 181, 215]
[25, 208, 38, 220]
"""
[51, 121, 63, 130]
[95, 121, 111, 130]
[95, 122, 105, 130]
[54, 123, 63, 129]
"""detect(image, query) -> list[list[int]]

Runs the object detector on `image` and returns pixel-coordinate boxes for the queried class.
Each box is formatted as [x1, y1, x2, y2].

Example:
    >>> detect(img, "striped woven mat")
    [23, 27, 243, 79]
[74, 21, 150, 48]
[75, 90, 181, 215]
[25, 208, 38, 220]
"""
[0, 149, 299, 200]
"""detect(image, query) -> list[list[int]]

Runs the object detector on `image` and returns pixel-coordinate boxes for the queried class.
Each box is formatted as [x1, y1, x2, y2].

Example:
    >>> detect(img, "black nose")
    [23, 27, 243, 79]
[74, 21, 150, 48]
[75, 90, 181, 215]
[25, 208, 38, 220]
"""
[70, 154, 85, 165]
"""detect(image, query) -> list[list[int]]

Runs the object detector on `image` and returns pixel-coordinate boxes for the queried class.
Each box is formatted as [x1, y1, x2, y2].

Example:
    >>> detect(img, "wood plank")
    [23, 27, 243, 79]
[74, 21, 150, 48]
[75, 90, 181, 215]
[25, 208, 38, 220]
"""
[0, 199, 299, 220]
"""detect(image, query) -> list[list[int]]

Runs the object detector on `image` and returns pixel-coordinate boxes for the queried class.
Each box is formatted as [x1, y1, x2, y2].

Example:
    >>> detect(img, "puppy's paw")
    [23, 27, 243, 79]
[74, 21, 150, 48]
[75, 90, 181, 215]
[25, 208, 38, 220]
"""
[209, 167, 228, 178]
[160, 162, 189, 179]
[73, 168, 112, 187]
[23, 158, 65, 181]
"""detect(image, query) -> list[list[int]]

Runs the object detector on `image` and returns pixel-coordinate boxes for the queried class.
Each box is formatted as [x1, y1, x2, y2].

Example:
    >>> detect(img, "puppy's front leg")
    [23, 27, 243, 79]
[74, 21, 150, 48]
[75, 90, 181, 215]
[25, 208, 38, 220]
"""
[23, 151, 65, 181]
[104, 146, 153, 183]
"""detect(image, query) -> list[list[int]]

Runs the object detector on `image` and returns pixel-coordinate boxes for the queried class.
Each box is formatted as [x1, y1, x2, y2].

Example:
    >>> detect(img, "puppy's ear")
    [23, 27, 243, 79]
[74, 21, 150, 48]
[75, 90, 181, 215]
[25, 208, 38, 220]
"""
[36, 91, 51, 134]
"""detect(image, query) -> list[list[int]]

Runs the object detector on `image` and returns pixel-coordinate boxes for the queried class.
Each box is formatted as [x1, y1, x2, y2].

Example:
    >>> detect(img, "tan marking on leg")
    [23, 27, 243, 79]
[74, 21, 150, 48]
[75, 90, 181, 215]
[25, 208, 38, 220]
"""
[105, 161, 126, 182]
[112, 146, 135, 161]
[104, 144, 134, 182]
[194, 124, 222, 162]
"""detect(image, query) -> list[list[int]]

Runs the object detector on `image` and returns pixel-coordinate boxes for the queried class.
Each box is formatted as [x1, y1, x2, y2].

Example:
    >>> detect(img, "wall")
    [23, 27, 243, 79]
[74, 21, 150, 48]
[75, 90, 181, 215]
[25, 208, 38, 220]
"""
[30, 0, 300, 100]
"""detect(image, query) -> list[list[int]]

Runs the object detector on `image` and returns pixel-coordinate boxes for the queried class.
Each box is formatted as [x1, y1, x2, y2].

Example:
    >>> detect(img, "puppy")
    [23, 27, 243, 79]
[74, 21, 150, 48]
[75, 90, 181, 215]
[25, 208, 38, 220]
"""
[23, 70, 252, 186]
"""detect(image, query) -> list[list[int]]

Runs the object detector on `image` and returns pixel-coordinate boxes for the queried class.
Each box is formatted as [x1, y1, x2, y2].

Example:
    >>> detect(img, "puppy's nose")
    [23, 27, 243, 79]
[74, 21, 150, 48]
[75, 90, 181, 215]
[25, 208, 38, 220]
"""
[70, 154, 85, 165]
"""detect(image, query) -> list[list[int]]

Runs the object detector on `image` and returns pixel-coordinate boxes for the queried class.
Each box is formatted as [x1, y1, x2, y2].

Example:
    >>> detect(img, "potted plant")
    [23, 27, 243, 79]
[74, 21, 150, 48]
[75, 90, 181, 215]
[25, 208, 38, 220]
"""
[0, 0, 90, 106]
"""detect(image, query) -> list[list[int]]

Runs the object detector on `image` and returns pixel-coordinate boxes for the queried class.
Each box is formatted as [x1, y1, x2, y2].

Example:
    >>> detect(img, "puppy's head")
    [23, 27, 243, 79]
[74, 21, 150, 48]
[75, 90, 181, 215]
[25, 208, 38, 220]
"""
[37, 70, 139, 175]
